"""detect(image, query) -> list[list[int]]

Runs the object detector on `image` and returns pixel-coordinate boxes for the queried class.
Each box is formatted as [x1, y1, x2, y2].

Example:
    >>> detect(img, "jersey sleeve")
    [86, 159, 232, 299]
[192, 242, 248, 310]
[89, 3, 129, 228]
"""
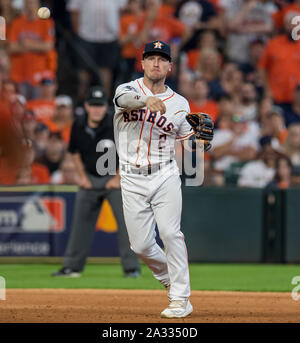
[113, 82, 140, 112]
[175, 100, 194, 141]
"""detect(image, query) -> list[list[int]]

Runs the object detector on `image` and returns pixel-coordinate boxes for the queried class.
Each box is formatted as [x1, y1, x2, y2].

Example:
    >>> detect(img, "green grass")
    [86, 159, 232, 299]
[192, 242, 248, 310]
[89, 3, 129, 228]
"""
[0, 263, 299, 292]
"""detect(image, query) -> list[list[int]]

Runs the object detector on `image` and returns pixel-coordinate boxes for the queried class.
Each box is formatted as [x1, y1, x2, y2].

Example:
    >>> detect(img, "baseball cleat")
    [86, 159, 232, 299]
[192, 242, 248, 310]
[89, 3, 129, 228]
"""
[51, 267, 81, 278]
[124, 270, 141, 278]
[160, 299, 193, 318]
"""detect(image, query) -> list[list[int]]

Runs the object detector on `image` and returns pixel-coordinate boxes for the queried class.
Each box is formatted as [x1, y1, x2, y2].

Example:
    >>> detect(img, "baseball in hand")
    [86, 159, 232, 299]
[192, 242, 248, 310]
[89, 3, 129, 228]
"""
[37, 7, 51, 19]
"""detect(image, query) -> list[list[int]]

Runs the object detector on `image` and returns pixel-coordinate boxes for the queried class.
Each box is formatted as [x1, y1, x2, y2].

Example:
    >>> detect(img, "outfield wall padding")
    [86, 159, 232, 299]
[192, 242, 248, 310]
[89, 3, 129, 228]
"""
[181, 187, 264, 262]
[285, 189, 300, 263]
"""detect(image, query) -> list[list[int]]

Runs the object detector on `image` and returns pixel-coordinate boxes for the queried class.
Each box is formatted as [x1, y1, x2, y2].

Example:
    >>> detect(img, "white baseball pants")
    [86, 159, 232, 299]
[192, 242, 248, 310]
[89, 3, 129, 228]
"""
[120, 162, 191, 300]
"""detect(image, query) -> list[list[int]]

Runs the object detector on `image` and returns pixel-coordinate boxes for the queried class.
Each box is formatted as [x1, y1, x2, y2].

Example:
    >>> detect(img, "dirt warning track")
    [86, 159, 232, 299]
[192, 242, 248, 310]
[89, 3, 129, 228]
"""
[0, 289, 298, 323]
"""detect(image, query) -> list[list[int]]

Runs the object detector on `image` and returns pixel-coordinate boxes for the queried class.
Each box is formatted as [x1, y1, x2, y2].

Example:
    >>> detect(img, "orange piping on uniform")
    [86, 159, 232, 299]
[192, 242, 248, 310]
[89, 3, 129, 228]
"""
[137, 79, 146, 95]
[146, 122, 155, 165]
[135, 108, 148, 167]
[176, 132, 194, 140]
[162, 92, 175, 102]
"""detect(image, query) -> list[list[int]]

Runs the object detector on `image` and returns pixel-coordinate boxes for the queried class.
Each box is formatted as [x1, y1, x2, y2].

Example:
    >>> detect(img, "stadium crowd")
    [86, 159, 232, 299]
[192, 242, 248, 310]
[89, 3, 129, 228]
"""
[1, 0, 300, 189]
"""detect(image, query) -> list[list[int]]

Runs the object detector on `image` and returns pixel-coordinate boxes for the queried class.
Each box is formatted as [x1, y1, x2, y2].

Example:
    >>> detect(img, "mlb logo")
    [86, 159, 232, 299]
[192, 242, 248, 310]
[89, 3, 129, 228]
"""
[0, 196, 65, 233]
[21, 197, 65, 232]
[42, 198, 65, 232]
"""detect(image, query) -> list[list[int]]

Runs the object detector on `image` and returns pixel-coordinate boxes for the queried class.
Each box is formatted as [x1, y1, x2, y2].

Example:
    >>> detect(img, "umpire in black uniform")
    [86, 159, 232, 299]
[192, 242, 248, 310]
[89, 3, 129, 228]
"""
[52, 86, 140, 277]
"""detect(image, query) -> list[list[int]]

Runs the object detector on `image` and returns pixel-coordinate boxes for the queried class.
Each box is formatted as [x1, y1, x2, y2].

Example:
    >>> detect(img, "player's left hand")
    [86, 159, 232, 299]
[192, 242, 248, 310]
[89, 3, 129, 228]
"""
[186, 112, 214, 152]
[105, 174, 121, 190]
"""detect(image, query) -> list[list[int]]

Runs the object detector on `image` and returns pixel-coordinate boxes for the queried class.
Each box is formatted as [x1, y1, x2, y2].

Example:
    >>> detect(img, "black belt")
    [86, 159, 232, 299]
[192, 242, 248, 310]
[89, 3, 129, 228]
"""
[121, 160, 173, 176]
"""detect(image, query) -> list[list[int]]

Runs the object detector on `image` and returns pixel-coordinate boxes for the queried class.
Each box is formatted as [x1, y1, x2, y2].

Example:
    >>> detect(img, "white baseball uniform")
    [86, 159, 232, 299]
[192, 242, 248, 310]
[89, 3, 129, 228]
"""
[113, 77, 194, 300]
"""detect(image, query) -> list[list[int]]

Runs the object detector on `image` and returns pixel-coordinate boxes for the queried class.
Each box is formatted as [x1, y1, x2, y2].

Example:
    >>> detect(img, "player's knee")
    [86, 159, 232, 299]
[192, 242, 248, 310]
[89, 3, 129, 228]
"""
[130, 242, 152, 256]
[159, 230, 179, 245]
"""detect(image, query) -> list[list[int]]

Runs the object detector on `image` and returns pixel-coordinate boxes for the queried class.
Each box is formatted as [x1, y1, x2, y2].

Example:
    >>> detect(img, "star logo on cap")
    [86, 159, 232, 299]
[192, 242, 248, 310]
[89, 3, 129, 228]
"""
[93, 90, 103, 98]
[154, 41, 163, 49]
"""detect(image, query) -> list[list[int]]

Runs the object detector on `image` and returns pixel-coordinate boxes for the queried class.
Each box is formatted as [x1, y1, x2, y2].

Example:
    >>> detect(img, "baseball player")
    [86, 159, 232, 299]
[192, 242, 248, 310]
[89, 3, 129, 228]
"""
[113, 40, 213, 318]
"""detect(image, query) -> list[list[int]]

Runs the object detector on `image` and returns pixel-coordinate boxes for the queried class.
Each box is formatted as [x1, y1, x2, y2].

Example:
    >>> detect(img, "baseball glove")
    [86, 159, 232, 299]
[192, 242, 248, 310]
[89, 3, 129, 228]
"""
[186, 112, 214, 151]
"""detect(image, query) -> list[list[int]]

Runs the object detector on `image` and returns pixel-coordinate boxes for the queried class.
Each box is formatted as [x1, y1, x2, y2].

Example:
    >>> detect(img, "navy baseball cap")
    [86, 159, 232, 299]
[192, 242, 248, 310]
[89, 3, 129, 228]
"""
[86, 86, 108, 105]
[143, 40, 172, 61]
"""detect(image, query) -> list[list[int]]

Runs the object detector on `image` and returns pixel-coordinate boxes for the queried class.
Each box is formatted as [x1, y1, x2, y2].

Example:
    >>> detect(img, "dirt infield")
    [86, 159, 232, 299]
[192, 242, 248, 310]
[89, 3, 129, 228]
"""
[0, 289, 298, 323]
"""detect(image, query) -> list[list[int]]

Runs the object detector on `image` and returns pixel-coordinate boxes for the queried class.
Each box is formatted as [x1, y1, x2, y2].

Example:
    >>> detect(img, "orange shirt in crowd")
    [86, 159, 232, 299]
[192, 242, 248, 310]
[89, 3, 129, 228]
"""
[159, 4, 176, 17]
[272, 4, 300, 29]
[0, 96, 23, 185]
[0, 159, 18, 185]
[31, 163, 50, 184]
[189, 100, 219, 123]
[42, 119, 72, 144]
[135, 11, 186, 71]
[120, 14, 140, 59]
[26, 99, 55, 122]
[9, 14, 56, 86]
[258, 35, 300, 104]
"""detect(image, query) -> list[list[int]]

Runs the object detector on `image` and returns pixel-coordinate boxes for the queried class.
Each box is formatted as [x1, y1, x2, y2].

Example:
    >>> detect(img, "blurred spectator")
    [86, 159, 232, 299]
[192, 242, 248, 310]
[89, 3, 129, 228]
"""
[185, 30, 222, 71]
[51, 154, 80, 185]
[237, 140, 277, 188]
[0, 0, 20, 48]
[216, 93, 235, 123]
[0, 49, 11, 80]
[177, 68, 194, 99]
[273, 0, 300, 30]
[239, 38, 265, 85]
[210, 114, 259, 172]
[197, 47, 221, 82]
[282, 84, 300, 127]
[175, 0, 221, 51]
[67, 0, 126, 99]
[8, 0, 57, 100]
[15, 146, 50, 185]
[133, 0, 189, 73]
[0, 83, 24, 185]
[26, 70, 57, 123]
[220, 0, 276, 64]
[283, 123, 300, 167]
[32, 123, 49, 159]
[189, 77, 219, 123]
[259, 106, 288, 151]
[214, 111, 232, 130]
[119, 0, 144, 82]
[1, 79, 18, 99]
[220, 64, 244, 103]
[266, 155, 294, 189]
[258, 11, 300, 105]
[11, 93, 27, 127]
[235, 82, 258, 121]
[43, 95, 73, 144]
[22, 109, 37, 142]
[258, 96, 273, 125]
[36, 132, 65, 175]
